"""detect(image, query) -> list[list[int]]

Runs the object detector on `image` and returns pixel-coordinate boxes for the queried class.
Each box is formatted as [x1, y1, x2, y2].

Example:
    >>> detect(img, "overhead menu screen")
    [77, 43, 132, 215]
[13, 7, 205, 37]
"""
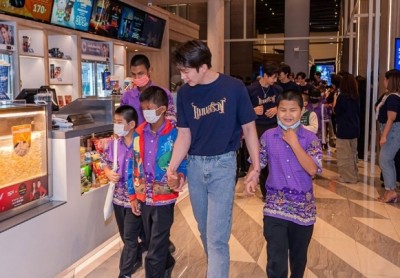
[50, 0, 94, 31]
[89, 0, 122, 38]
[138, 13, 165, 49]
[117, 5, 144, 43]
[0, 0, 54, 22]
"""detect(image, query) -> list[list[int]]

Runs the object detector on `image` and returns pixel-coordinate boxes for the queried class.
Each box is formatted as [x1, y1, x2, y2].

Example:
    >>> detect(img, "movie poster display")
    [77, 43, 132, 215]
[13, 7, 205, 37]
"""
[117, 4, 145, 43]
[0, 23, 15, 45]
[138, 13, 165, 49]
[0, 0, 53, 22]
[89, 0, 122, 38]
[50, 0, 94, 31]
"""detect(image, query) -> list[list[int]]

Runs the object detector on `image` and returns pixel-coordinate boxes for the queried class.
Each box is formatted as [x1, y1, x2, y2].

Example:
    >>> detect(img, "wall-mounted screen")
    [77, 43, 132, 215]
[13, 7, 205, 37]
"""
[117, 4, 145, 43]
[138, 13, 165, 49]
[315, 63, 335, 86]
[0, 0, 54, 22]
[89, 0, 122, 38]
[50, 0, 94, 31]
[395, 38, 400, 71]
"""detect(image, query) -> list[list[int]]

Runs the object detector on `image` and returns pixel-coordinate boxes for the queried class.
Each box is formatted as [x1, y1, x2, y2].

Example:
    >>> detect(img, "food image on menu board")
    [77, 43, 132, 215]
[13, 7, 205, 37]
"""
[0, 0, 53, 22]
[50, 0, 94, 31]
[89, 0, 122, 38]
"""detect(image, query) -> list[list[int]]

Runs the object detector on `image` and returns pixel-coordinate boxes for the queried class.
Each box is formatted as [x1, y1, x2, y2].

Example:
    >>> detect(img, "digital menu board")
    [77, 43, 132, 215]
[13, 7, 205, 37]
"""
[395, 38, 400, 71]
[89, 0, 122, 38]
[50, 0, 94, 31]
[0, 0, 54, 22]
[138, 14, 165, 49]
[117, 4, 145, 43]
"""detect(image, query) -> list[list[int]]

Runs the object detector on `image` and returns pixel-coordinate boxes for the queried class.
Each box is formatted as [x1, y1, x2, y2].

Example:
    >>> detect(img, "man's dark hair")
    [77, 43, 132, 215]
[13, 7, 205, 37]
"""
[278, 63, 291, 76]
[314, 71, 321, 77]
[277, 90, 304, 110]
[296, 72, 306, 79]
[139, 86, 168, 108]
[130, 54, 151, 70]
[115, 105, 138, 124]
[172, 40, 212, 71]
[261, 63, 279, 77]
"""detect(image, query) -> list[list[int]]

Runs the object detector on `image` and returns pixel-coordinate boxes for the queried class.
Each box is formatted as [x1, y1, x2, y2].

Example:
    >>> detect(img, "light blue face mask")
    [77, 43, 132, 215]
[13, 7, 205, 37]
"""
[277, 119, 301, 130]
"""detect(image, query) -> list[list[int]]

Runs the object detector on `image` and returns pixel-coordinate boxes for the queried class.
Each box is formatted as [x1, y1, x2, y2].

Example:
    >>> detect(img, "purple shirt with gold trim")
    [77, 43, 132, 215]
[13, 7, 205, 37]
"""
[102, 137, 133, 208]
[259, 126, 322, 226]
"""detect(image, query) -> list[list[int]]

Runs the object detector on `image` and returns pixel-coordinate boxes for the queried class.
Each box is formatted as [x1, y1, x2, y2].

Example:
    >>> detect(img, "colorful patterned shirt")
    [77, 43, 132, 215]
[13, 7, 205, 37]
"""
[127, 120, 187, 206]
[259, 126, 322, 226]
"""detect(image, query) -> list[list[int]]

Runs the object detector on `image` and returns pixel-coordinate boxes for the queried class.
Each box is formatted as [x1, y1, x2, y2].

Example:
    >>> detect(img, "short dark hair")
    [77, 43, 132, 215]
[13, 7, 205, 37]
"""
[296, 72, 306, 79]
[314, 71, 321, 77]
[115, 105, 138, 124]
[261, 63, 279, 77]
[130, 54, 150, 70]
[139, 86, 168, 108]
[172, 40, 212, 71]
[278, 63, 291, 76]
[277, 90, 303, 110]
[309, 87, 322, 99]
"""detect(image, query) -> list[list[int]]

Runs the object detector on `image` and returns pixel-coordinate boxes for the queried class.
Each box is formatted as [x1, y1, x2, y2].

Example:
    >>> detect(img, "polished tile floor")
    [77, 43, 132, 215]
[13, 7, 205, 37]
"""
[79, 150, 400, 278]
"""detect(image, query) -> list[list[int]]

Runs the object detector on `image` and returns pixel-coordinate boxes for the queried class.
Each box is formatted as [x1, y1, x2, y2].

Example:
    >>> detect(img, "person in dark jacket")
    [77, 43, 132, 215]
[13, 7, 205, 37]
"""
[333, 72, 360, 184]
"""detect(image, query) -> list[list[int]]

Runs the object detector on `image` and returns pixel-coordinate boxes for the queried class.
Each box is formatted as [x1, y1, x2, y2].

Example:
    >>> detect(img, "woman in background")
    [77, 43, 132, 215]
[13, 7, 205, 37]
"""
[333, 72, 360, 184]
[376, 69, 400, 203]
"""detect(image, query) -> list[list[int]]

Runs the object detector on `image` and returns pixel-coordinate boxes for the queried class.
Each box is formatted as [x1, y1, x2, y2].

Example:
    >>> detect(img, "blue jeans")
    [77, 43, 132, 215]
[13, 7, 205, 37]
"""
[187, 151, 237, 278]
[379, 122, 400, 190]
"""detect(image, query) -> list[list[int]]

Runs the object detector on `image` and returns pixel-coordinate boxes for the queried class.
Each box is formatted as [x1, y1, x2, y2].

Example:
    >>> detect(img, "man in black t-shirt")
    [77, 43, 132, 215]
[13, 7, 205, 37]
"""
[278, 63, 301, 93]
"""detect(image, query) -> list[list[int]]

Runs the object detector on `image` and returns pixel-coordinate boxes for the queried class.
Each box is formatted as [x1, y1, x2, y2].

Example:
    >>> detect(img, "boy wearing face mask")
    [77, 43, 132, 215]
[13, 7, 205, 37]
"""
[102, 105, 142, 278]
[127, 86, 186, 278]
[245, 90, 322, 278]
[120, 54, 176, 125]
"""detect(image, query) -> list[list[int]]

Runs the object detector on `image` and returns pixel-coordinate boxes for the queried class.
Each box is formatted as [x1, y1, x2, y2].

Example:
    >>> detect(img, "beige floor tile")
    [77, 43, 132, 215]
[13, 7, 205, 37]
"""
[314, 183, 346, 199]
[391, 219, 400, 239]
[313, 217, 351, 240]
[229, 235, 255, 263]
[256, 241, 267, 272]
[353, 217, 400, 242]
[355, 241, 400, 277]
[313, 237, 361, 273]
[350, 200, 389, 218]
[384, 203, 400, 220]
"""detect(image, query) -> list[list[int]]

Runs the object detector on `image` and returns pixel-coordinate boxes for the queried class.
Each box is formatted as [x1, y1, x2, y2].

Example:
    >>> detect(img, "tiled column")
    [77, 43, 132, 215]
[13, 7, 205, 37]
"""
[284, 0, 310, 75]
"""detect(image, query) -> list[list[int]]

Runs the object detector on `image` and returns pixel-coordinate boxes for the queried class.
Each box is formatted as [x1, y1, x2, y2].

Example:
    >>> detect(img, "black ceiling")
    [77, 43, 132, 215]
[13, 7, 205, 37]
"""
[256, 0, 341, 34]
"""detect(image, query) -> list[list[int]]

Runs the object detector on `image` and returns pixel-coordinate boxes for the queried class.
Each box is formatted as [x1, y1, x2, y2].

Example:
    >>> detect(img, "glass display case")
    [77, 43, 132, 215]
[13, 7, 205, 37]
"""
[0, 103, 51, 221]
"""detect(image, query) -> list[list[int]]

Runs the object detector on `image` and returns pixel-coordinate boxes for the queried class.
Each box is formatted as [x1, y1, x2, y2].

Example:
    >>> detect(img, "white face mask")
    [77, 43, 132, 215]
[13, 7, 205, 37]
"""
[114, 123, 129, 137]
[143, 108, 163, 124]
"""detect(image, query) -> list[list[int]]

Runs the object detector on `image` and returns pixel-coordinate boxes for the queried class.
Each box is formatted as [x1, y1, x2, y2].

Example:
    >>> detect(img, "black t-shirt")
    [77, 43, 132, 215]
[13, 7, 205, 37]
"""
[247, 82, 282, 126]
[277, 81, 301, 93]
[299, 83, 314, 95]
[377, 94, 400, 123]
[177, 73, 256, 156]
